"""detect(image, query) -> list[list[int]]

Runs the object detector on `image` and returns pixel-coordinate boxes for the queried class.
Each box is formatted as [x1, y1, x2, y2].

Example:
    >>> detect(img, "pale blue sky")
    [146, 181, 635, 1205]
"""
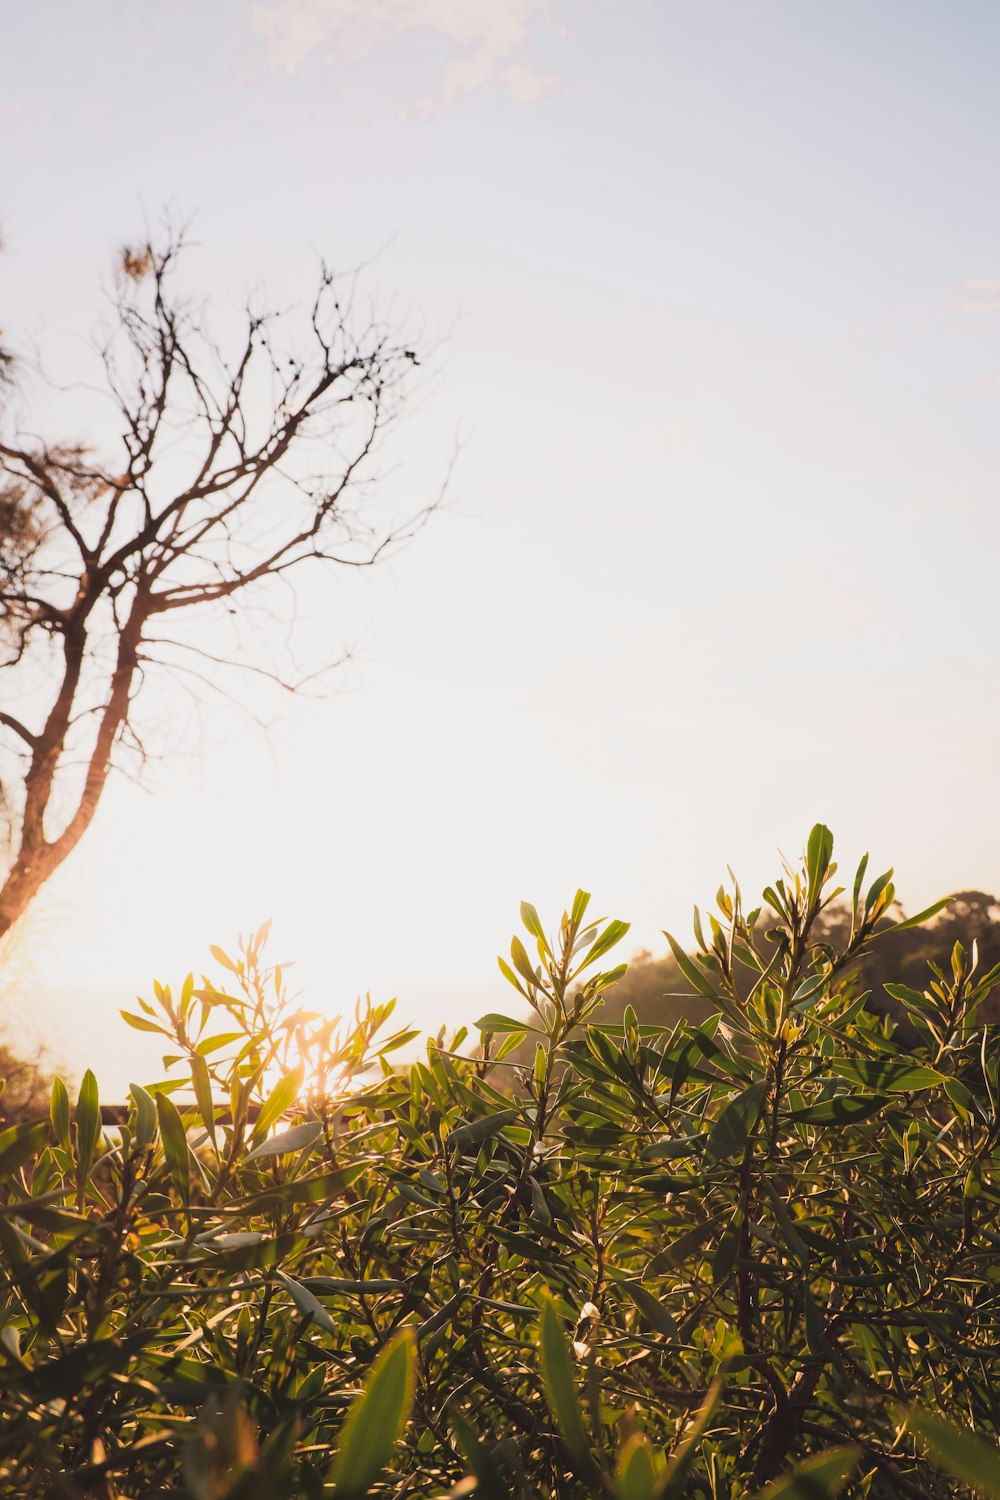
[2, 1, 1000, 1092]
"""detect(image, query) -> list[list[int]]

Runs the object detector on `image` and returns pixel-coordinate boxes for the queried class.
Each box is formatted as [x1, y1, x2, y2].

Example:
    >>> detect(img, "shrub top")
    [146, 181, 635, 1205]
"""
[1, 827, 999, 1498]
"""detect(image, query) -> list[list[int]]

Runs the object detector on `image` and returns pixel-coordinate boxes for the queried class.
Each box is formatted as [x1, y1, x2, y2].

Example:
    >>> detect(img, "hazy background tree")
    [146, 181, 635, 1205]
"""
[0, 229, 436, 942]
[601, 888, 1000, 1031]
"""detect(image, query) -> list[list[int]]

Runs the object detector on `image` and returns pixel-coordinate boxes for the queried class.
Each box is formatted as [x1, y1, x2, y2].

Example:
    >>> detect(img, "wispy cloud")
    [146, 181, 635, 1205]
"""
[250, 0, 564, 112]
[960, 277, 1000, 314]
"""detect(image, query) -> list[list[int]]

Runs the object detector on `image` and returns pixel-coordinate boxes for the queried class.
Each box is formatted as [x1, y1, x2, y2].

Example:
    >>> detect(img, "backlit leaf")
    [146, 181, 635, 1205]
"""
[707, 1080, 767, 1159]
[331, 1330, 416, 1500]
[538, 1298, 594, 1474]
[909, 1410, 1000, 1495]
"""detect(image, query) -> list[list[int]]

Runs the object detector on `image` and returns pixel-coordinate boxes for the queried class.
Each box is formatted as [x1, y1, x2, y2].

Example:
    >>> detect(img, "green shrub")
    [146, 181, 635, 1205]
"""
[1, 828, 1000, 1497]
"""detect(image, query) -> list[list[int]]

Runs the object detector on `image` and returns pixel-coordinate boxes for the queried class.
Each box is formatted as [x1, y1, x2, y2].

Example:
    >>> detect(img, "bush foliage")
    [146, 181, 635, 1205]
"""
[2, 827, 1000, 1497]
[601, 888, 1000, 1036]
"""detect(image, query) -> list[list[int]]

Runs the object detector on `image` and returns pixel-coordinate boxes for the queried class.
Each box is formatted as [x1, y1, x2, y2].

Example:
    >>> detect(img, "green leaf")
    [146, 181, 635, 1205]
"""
[0, 1120, 49, 1179]
[520, 900, 550, 954]
[806, 823, 834, 899]
[763, 1181, 809, 1269]
[0, 1196, 88, 1232]
[852, 852, 869, 922]
[788, 1094, 889, 1126]
[528, 1176, 551, 1224]
[475, 1013, 537, 1035]
[538, 1298, 594, 1474]
[50, 1077, 70, 1151]
[448, 1406, 508, 1500]
[864, 869, 894, 917]
[498, 957, 530, 998]
[753, 1447, 858, 1499]
[509, 936, 538, 987]
[802, 1287, 833, 1361]
[496, 1030, 528, 1060]
[570, 889, 592, 926]
[204, 1231, 307, 1272]
[691, 1028, 755, 1082]
[646, 1216, 722, 1275]
[891, 897, 953, 933]
[616, 1434, 659, 1500]
[331, 1330, 416, 1500]
[622, 1280, 677, 1338]
[251, 1063, 304, 1143]
[580, 919, 631, 971]
[240, 1167, 361, 1214]
[75, 1069, 100, 1187]
[661, 1377, 725, 1497]
[533, 1042, 546, 1087]
[791, 973, 829, 1009]
[663, 932, 745, 1030]
[706, 1080, 767, 1160]
[244, 1120, 323, 1162]
[712, 1216, 741, 1283]
[276, 1270, 337, 1334]
[449, 1109, 518, 1152]
[190, 1053, 217, 1145]
[909, 1409, 1000, 1496]
[883, 983, 929, 1010]
[129, 1083, 158, 1150]
[827, 1060, 942, 1093]
[663, 933, 721, 1002]
[155, 1091, 191, 1207]
[944, 1076, 976, 1119]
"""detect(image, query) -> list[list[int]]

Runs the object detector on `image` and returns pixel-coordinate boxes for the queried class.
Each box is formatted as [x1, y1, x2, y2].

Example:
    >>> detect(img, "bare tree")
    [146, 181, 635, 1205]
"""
[0, 230, 435, 941]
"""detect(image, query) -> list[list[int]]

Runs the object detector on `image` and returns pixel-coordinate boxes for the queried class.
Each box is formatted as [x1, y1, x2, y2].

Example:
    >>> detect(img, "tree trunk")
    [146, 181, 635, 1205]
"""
[0, 599, 146, 945]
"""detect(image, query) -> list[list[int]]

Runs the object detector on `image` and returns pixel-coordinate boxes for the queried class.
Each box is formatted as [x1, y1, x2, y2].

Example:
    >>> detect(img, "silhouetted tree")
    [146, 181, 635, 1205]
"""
[0, 230, 436, 940]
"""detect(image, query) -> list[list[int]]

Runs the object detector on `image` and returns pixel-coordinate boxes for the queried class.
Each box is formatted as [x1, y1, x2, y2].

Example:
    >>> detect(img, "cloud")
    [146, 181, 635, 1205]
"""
[960, 277, 1000, 315]
[250, 0, 565, 110]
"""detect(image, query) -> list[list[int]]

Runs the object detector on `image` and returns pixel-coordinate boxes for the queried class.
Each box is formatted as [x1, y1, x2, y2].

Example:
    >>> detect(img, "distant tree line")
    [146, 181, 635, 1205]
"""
[6, 889, 995, 1124]
[599, 889, 1000, 1032]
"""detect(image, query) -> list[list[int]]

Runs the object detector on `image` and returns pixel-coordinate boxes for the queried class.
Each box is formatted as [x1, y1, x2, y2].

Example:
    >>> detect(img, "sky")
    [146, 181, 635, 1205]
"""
[2, 0, 1000, 1095]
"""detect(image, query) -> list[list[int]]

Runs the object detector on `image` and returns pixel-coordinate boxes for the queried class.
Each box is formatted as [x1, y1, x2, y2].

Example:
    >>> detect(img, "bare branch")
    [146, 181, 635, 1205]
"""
[0, 224, 439, 940]
[0, 712, 36, 749]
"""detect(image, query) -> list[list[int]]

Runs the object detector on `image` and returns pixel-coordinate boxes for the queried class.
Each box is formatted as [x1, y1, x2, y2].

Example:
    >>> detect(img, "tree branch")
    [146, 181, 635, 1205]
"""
[0, 711, 36, 749]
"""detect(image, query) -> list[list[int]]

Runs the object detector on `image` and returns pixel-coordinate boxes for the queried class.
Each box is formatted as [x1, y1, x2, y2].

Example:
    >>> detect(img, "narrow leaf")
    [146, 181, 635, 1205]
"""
[909, 1410, 1000, 1496]
[891, 897, 953, 932]
[75, 1069, 100, 1184]
[251, 1063, 304, 1143]
[0, 1120, 49, 1179]
[475, 1013, 538, 1035]
[331, 1330, 416, 1500]
[155, 1092, 191, 1207]
[622, 1280, 677, 1337]
[276, 1270, 337, 1334]
[706, 1080, 767, 1160]
[449, 1109, 518, 1151]
[190, 1053, 217, 1145]
[661, 1377, 725, 1497]
[788, 1094, 889, 1126]
[244, 1120, 323, 1162]
[616, 1435, 658, 1500]
[50, 1077, 70, 1152]
[580, 919, 631, 971]
[753, 1447, 859, 1499]
[538, 1298, 594, 1473]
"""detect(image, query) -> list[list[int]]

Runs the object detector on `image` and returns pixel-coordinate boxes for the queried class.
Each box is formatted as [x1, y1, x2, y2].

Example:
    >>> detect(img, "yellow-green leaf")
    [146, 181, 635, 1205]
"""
[331, 1330, 416, 1500]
